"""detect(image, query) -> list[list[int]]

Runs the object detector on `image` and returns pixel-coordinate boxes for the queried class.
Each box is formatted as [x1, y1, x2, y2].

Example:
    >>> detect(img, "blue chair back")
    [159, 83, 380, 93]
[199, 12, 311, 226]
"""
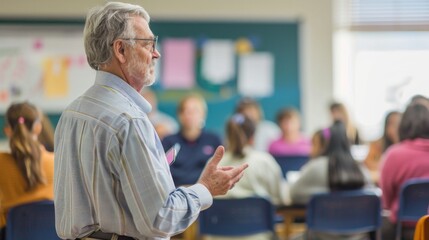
[396, 178, 429, 240]
[199, 197, 275, 237]
[306, 190, 381, 235]
[273, 155, 309, 179]
[6, 200, 59, 240]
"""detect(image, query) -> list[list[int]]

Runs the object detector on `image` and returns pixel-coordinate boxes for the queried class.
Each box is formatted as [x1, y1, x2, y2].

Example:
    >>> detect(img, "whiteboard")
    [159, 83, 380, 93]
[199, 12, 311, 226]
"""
[0, 24, 94, 113]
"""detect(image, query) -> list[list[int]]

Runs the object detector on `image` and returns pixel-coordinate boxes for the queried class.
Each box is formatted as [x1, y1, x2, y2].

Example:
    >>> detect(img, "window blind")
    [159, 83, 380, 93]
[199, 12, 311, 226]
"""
[336, 0, 429, 31]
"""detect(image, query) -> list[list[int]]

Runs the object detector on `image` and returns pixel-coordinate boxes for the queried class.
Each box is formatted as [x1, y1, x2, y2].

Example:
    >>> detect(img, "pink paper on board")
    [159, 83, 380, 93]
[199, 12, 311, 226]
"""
[162, 39, 195, 89]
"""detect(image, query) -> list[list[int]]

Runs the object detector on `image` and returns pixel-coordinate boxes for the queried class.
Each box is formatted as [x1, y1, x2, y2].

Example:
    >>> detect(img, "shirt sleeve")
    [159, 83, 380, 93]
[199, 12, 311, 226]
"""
[111, 118, 212, 238]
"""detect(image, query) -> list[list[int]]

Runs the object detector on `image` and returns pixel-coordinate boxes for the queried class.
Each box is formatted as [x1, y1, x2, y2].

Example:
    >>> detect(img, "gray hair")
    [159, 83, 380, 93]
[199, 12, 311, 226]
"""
[83, 1, 150, 70]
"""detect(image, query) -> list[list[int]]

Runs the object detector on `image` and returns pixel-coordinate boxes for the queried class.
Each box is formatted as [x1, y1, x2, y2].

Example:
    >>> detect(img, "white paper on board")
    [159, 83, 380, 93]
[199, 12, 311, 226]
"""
[202, 40, 235, 84]
[238, 52, 274, 97]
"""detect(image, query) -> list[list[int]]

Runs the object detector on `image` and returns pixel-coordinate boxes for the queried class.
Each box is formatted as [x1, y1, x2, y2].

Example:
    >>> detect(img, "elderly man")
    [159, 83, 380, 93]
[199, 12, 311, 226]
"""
[54, 2, 248, 239]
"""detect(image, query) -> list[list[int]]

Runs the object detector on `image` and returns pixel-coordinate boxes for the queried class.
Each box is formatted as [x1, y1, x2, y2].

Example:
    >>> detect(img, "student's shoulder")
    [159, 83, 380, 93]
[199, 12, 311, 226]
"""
[303, 156, 328, 170]
[0, 152, 13, 164]
[247, 149, 277, 164]
[0, 152, 21, 173]
[201, 130, 221, 141]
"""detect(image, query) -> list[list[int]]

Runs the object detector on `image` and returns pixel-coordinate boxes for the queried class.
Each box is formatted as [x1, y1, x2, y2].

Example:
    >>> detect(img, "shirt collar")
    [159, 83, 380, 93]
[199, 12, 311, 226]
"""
[94, 71, 152, 113]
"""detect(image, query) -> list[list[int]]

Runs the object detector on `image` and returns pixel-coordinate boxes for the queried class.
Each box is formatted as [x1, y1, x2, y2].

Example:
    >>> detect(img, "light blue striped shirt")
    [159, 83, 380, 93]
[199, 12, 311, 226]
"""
[54, 71, 212, 239]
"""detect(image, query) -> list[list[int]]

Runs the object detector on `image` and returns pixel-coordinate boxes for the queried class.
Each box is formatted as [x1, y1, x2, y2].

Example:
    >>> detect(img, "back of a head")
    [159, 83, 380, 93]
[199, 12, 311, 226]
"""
[84, 1, 150, 70]
[324, 121, 351, 155]
[410, 94, 429, 108]
[225, 114, 256, 159]
[329, 102, 349, 123]
[6, 101, 45, 191]
[325, 121, 365, 191]
[399, 103, 429, 141]
[235, 97, 263, 123]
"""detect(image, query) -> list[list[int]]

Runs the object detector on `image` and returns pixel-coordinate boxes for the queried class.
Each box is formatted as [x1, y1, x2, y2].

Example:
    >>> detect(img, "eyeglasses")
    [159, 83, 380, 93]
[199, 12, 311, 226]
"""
[119, 36, 158, 53]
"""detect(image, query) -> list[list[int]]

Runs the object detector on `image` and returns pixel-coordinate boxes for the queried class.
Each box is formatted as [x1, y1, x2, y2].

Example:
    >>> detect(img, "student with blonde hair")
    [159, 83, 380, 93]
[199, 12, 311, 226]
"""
[330, 102, 362, 145]
[0, 102, 54, 240]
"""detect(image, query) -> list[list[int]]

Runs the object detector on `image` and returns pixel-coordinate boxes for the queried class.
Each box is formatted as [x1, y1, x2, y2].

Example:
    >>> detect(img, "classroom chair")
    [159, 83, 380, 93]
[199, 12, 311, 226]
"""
[396, 178, 429, 240]
[306, 190, 382, 240]
[199, 197, 277, 239]
[272, 155, 309, 180]
[6, 200, 59, 240]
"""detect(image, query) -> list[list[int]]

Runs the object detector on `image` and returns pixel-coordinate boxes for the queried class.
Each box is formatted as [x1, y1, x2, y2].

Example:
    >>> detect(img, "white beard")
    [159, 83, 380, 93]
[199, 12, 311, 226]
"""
[127, 55, 156, 88]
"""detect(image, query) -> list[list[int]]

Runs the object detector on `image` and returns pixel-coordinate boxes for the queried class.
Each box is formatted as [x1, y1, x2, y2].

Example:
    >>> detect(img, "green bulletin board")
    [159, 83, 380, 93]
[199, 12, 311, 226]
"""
[0, 19, 300, 139]
[151, 20, 301, 136]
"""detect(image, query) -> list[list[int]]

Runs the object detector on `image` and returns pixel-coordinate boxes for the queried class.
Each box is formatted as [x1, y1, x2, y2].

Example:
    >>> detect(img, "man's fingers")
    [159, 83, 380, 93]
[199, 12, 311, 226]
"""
[227, 163, 249, 179]
[231, 169, 246, 184]
[219, 166, 234, 171]
[207, 146, 225, 167]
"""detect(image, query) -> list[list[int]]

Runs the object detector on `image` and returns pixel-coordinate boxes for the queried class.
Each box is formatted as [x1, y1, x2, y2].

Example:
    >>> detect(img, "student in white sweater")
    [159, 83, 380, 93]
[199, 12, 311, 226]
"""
[207, 114, 290, 240]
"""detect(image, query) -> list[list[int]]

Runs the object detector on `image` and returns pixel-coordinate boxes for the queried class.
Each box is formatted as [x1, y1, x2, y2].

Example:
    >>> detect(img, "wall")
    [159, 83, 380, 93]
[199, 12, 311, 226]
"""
[0, 0, 333, 135]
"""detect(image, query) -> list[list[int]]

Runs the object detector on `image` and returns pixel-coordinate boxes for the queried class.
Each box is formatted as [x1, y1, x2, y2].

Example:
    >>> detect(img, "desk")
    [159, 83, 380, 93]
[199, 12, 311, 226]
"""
[276, 205, 306, 240]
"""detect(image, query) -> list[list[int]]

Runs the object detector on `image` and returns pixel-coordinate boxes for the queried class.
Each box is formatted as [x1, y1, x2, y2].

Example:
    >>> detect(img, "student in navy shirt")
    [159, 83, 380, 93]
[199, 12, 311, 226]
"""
[162, 93, 222, 187]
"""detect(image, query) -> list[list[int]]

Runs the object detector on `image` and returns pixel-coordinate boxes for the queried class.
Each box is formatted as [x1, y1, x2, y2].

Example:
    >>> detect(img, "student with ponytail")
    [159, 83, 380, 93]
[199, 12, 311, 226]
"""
[207, 114, 289, 240]
[0, 102, 54, 239]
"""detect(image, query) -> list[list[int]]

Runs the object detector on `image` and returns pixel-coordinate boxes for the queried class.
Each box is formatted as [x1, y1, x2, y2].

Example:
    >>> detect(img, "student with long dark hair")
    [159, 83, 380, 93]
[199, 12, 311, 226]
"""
[0, 102, 54, 240]
[290, 121, 373, 239]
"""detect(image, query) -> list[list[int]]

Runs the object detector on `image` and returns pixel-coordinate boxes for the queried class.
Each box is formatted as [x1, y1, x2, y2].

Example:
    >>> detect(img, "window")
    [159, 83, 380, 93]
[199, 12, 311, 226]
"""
[334, 0, 429, 141]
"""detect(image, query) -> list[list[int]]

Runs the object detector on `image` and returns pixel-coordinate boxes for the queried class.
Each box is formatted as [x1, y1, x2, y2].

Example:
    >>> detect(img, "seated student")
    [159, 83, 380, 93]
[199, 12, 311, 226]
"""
[141, 88, 179, 140]
[364, 111, 401, 184]
[380, 103, 429, 240]
[269, 108, 311, 156]
[235, 97, 280, 152]
[0, 102, 54, 240]
[162, 93, 221, 187]
[330, 101, 362, 145]
[410, 94, 429, 109]
[289, 121, 374, 240]
[207, 114, 289, 240]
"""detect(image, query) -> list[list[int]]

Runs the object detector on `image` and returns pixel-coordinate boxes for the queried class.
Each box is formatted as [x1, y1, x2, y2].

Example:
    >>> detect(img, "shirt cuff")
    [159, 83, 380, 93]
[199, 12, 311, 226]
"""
[188, 183, 213, 210]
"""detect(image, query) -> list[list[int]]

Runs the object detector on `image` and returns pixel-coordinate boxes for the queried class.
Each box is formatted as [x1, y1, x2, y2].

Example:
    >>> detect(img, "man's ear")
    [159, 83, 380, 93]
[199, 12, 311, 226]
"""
[112, 40, 127, 64]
